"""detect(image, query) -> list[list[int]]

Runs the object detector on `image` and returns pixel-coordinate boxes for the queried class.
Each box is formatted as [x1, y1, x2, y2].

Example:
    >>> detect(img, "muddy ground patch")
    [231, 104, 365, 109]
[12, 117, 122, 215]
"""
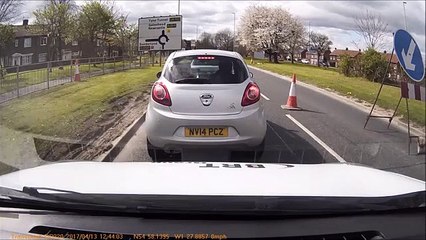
[34, 89, 151, 161]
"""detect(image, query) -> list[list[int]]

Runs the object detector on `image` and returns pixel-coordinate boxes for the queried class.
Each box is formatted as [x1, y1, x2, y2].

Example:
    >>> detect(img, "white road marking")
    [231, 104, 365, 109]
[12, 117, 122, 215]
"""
[261, 93, 270, 101]
[285, 114, 346, 163]
[250, 65, 424, 137]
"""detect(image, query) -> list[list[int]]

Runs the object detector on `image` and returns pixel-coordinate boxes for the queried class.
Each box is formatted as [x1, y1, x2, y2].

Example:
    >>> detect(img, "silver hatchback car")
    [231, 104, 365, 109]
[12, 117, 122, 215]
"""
[145, 50, 267, 160]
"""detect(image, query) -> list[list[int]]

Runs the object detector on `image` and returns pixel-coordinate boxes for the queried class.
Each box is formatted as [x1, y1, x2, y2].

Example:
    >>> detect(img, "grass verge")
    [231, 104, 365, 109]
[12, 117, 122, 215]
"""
[0, 67, 160, 138]
[0, 60, 138, 94]
[248, 59, 425, 126]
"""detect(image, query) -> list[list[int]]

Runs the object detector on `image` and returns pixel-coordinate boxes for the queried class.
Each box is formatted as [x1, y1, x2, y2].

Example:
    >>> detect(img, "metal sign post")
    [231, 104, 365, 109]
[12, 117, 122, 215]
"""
[394, 29, 425, 154]
[363, 47, 395, 128]
[365, 29, 425, 154]
[399, 79, 426, 154]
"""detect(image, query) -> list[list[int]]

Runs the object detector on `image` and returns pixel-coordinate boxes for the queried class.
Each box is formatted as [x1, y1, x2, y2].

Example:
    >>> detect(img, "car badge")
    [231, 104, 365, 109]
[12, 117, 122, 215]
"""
[200, 93, 214, 106]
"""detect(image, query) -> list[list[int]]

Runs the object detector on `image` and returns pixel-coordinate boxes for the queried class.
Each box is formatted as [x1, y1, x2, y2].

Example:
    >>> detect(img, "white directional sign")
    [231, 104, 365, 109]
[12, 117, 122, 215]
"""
[402, 40, 416, 71]
[138, 15, 182, 51]
[394, 29, 425, 82]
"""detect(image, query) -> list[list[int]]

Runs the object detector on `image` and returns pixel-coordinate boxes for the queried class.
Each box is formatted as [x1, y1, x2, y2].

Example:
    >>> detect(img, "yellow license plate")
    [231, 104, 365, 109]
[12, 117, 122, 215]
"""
[185, 127, 228, 137]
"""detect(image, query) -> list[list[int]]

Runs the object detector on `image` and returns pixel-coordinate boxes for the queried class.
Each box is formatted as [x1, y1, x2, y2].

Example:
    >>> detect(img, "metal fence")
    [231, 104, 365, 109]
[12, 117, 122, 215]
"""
[0, 56, 148, 103]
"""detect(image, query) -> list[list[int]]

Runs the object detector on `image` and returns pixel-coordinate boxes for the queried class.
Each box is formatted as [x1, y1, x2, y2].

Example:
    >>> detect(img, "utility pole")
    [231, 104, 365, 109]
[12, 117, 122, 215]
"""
[178, 0, 181, 15]
[402, 1, 407, 30]
[308, 20, 310, 50]
[232, 12, 236, 52]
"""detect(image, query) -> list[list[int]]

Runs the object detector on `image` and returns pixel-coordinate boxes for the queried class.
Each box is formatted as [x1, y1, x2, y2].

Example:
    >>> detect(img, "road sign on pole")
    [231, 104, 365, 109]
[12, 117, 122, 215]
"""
[138, 15, 183, 51]
[394, 29, 425, 82]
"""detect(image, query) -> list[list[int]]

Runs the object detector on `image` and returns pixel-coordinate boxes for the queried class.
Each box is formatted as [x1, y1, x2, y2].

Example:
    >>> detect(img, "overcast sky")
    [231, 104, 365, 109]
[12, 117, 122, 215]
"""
[17, 0, 426, 57]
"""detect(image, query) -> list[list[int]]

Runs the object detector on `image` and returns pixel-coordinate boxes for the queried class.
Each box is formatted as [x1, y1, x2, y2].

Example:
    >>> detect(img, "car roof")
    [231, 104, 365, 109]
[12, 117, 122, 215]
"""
[171, 49, 241, 60]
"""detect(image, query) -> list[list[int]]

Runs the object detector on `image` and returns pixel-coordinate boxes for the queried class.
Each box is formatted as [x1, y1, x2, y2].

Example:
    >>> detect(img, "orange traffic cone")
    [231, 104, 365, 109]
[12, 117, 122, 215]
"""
[74, 59, 80, 82]
[281, 74, 301, 110]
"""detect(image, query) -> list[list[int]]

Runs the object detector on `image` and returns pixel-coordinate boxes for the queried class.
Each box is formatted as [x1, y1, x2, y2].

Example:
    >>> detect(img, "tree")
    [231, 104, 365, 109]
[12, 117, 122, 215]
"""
[282, 17, 306, 64]
[33, 0, 77, 61]
[338, 54, 355, 76]
[113, 15, 137, 57]
[214, 28, 233, 51]
[239, 6, 298, 63]
[238, 6, 259, 59]
[0, 23, 13, 47]
[360, 48, 388, 82]
[195, 32, 216, 49]
[0, 0, 22, 23]
[0, 0, 20, 67]
[77, 1, 118, 57]
[234, 39, 248, 57]
[0, 24, 13, 69]
[354, 9, 389, 50]
[309, 32, 333, 67]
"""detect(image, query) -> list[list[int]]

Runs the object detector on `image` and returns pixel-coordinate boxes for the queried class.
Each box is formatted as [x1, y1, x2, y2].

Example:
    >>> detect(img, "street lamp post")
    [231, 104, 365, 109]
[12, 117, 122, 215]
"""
[178, 0, 181, 15]
[232, 12, 236, 52]
[402, 1, 407, 30]
[308, 20, 310, 50]
[195, 26, 203, 49]
[291, 30, 295, 64]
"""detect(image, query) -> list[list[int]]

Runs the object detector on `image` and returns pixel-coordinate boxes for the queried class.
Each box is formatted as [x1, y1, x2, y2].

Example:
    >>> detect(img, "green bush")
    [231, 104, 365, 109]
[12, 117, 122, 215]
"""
[338, 54, 356, 77]
[360, 48, 388, 82]
[339, 49, 388, 82]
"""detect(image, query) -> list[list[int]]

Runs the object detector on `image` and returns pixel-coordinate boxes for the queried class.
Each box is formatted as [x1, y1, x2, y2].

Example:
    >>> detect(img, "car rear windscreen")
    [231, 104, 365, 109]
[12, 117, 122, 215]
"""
[163, 55, 249, 84]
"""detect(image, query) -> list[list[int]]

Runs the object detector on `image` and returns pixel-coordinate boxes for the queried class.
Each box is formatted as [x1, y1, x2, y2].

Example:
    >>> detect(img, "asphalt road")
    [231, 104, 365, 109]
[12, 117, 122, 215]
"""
[114, 67, 425, 181]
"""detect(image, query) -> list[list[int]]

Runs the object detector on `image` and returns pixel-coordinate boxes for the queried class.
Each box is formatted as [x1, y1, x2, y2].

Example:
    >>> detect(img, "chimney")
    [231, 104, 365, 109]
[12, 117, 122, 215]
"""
[23, 19, 29, 26]
[345, 47, 348, 51]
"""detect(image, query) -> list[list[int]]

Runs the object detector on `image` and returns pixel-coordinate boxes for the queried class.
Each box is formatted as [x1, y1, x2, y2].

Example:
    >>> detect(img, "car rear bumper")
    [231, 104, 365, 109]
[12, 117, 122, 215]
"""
[145, 103, 267, 150]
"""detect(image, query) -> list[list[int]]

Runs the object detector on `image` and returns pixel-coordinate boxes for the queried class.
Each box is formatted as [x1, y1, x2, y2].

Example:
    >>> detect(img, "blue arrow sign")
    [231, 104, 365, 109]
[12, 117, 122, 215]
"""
[394, 29, 425, 82]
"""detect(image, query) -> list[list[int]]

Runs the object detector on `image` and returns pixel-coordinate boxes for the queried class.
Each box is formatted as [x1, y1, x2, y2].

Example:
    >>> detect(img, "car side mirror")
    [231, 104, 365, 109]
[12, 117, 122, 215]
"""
[249, 72, 254, 78]
[156, 72, 161, 79]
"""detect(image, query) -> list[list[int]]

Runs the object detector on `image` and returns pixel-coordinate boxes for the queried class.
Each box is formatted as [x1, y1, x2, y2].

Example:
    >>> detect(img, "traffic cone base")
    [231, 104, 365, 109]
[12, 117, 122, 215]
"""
[281, 74, 301, 110]
[281, 104, 302, 111]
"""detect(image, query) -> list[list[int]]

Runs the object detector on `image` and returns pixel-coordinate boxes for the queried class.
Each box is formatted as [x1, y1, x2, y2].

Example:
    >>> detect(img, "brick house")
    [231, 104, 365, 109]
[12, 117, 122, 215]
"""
[329, 48, 362, 68]
[284, 49, 307, 61]
[1, 20, 82, 67]
[305, 49, 331, 66]
[383, 51, 402, 82]
[294, 49, 307, 61]
[1, 21, 49, 66]
[306, 49, 320, 65]
[80, 37, 123, 59]
[1, 20, 123, 67]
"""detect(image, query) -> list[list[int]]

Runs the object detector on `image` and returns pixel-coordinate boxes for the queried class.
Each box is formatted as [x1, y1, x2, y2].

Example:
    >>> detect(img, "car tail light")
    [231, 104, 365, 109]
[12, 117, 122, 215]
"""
[241, 82, 260, 106]
[152, 82, 172, 106]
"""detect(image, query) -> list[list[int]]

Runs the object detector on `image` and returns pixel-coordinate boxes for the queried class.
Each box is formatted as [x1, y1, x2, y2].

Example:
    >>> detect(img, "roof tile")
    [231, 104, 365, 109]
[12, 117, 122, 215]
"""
[330, 49, 361, 58]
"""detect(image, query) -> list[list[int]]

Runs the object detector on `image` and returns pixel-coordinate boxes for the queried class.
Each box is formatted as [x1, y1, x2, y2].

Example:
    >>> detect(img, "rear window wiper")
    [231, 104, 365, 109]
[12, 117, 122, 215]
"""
[174, 78, 210, 84]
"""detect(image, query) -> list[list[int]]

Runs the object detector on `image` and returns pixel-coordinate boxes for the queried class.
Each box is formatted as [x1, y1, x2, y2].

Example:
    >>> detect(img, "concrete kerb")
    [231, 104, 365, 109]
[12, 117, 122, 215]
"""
[97, 111, 147, 162]
[248, 65, 425, 138]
